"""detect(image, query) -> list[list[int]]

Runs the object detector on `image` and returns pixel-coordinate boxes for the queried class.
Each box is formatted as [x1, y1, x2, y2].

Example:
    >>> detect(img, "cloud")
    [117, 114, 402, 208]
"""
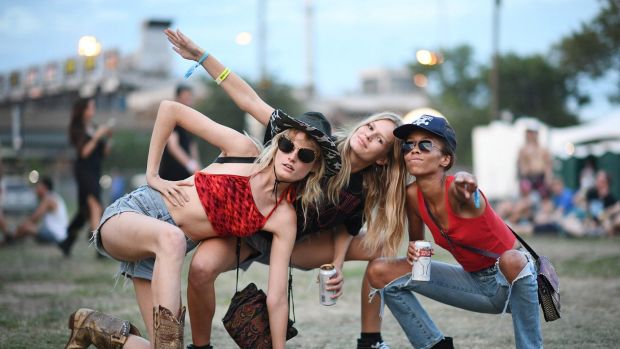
[0, 6, 41, 36]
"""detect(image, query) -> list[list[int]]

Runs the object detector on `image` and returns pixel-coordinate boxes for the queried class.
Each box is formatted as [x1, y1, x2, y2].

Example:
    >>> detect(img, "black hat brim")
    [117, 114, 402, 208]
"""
[270, 112, 342, 177]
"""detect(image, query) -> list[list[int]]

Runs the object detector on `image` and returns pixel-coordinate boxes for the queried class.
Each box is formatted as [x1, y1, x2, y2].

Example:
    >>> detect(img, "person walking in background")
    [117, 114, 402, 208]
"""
[367, 115, 543, 349]
[59, 98, 113, 256]
[14, 176, 68, 244]
[517, 124, 552, 199]
[159, 84, 202, 181]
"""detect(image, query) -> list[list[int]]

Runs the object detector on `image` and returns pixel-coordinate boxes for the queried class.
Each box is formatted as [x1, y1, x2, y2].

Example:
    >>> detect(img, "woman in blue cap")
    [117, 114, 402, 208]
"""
[366, 115, 543, 348]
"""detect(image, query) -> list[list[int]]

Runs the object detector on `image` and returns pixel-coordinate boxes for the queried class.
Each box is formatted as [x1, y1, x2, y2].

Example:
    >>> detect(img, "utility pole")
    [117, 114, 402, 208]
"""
[11, 103, 22, 152]
[304, 0, 315, 99]
[258, 0, 267, 84]
[490, 0, 501, 121]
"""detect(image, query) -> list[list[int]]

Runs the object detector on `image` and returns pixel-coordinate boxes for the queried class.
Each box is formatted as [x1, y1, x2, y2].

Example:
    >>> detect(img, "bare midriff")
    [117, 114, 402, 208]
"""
[163, 185, 217, 241]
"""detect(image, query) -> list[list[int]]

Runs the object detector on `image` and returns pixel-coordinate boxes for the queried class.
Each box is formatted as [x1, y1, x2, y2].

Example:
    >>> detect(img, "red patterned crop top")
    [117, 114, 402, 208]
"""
[194, 172, 296, 237]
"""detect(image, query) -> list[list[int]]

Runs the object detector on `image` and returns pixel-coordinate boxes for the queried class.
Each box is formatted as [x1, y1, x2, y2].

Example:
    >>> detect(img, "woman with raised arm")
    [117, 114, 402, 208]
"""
[64, 100, 339, 349]
[166, 29, 408, 349]
[366, 115, 543, 349]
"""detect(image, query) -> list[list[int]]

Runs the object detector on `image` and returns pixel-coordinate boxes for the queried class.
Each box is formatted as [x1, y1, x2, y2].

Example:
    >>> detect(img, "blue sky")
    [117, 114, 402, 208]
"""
[0, 0, 614, 120]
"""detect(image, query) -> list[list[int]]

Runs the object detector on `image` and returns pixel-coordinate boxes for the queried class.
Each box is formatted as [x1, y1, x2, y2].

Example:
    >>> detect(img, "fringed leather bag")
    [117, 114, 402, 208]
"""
[222, 239, 298, 349]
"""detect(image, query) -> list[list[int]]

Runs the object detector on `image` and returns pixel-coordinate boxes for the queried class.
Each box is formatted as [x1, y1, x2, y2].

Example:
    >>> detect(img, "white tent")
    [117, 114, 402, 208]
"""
[472, 111, 620, 201]
[472, 118, 550, 201]
[548, 111, 620, 159]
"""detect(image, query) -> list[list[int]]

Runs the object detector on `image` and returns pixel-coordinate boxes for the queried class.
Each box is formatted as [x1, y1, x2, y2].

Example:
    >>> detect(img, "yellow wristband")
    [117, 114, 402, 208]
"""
[215, 67, 231, 85]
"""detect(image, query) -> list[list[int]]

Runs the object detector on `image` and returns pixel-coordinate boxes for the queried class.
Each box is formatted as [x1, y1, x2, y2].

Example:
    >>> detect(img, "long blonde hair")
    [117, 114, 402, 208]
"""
[254, 129, 326, 225]
[327, 112, 408, 257]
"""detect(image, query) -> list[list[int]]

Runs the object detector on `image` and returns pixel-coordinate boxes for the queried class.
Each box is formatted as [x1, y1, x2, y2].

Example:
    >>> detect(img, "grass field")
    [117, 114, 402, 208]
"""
[1, 234, 619, 348]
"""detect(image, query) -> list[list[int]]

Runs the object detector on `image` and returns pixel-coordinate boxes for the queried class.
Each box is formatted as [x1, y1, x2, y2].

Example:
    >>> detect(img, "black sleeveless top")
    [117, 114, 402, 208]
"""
[160, 127, 194, 181]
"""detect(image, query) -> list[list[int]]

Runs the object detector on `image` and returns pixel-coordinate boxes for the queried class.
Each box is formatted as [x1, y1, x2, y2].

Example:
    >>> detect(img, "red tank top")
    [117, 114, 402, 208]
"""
[417, 176, 515, 272]
[194, 172, 296, 237]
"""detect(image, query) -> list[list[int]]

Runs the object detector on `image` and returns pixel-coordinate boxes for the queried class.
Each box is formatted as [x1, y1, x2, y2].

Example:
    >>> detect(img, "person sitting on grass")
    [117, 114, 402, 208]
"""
[13, 176, 68, 245]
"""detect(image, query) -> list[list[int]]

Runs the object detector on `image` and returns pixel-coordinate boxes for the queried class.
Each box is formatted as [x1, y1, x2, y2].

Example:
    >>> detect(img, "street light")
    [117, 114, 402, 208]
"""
[403, 108, 445, 123]
[78, 36, 101, 96]
[416, 49, 443, 66]
[235, 32, 253, 46]
[413, 74, 428, 88]
[78, 36, 102, 57]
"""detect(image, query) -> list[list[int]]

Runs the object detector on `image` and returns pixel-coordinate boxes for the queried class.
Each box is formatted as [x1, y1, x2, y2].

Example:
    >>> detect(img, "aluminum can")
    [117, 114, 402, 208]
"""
[411, 240, 432, 281]
[319, 264, 338, 306]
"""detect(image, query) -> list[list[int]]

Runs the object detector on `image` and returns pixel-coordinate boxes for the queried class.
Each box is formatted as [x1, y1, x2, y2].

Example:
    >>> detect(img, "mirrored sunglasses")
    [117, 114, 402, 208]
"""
[401, 140, 438, 154]
[277, 137, 317, 163]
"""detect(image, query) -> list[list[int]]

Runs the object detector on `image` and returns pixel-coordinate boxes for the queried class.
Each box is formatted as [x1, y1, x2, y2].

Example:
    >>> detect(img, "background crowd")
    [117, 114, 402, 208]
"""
[496, 127, 620, 238]
[1, 113, 619, 253]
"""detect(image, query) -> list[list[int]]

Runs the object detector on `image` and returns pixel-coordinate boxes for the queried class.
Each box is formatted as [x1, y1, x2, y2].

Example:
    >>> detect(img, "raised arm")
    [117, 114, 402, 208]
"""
[147, 100, 258, 205]
[165, 29, 274, 125]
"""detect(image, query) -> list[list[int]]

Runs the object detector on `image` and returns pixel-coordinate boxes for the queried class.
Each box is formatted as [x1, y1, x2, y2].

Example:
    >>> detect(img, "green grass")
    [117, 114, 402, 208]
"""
[1, 234, 620, 348]
[558, 253, 620, 278]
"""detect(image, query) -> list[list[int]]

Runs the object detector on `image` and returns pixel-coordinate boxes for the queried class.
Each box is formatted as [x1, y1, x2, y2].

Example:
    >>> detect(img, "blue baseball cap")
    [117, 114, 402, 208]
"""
[393, 114, 457, 153]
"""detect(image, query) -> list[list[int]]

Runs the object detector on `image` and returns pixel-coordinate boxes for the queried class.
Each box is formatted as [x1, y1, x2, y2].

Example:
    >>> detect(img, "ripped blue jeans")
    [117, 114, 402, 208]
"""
[376, 255, 542, 349]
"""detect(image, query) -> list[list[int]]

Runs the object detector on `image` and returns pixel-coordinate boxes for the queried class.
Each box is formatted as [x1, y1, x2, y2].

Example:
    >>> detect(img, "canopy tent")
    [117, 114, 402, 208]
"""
[549, 111, 620, 159]
[549, 112, 620, 198]
[472, 117, 550, 201]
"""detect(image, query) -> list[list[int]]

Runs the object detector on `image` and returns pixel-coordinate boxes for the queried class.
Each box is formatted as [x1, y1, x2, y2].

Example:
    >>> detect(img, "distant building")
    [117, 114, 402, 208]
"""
[310, 68, 428, 128]
[0, 19, 203, 173]
[245, 67, 428, 142]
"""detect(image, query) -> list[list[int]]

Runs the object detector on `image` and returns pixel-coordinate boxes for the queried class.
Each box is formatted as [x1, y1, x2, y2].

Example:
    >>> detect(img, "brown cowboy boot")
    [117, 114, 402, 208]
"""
[153, 305, 186, 349]
[65, 308, 141, 349]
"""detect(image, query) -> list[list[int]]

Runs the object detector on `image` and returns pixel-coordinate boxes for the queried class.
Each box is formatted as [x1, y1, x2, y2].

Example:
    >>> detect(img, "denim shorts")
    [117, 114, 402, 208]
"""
[93, 185, 198, 280]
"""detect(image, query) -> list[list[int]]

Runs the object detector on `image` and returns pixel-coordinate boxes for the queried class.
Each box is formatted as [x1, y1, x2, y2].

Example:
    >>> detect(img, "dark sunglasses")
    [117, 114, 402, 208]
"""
[277, 137, 317, 163]
[401, 140, 439, 154]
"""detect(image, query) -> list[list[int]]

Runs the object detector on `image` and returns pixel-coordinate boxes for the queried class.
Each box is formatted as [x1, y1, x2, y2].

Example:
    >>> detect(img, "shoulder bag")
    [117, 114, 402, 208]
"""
[222, 238, 298, 348]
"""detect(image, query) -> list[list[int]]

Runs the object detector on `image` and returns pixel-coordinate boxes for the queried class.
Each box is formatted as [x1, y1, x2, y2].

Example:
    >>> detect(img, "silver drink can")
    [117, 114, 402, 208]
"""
[319, 264, 337, 306]
[411, 240, 432, 281]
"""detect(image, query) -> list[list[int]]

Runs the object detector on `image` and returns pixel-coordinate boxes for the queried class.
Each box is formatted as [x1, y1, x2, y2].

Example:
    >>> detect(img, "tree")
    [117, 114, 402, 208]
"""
[483, 53, 580, 127]
[409, 45, 581, 167]
[409, 45, 488, 167]
[555, 0, 620, 103]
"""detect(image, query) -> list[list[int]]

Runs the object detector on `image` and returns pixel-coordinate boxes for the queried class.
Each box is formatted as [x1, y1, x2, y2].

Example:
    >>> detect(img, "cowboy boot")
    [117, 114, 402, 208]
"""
[153, 305, 186, 349]
[65, 308, 142, 349]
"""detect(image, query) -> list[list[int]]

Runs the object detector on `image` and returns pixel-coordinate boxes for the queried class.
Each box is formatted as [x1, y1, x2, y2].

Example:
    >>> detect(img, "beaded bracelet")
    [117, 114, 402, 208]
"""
[184, 52, 209, 79]
[215, 67, 231, 85]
